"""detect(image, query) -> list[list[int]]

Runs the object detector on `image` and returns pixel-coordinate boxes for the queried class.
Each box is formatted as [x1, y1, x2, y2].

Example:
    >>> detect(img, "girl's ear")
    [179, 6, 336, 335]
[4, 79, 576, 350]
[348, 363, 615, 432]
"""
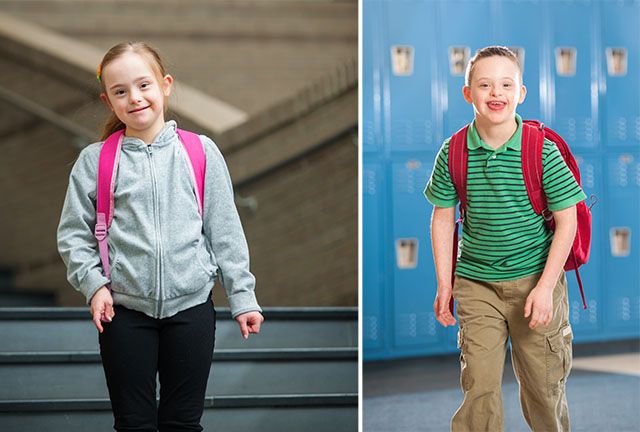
[100, 93, 114, 112]
[462, 86, 473, 104]
[162, 74, 173, 97]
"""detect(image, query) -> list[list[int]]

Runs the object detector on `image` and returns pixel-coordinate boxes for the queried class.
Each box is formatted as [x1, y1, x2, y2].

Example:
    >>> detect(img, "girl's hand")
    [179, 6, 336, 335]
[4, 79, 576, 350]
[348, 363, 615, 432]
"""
[235, 311, 264, 339]
[524, 284, 554, 329]
[90, 286, 115, 333]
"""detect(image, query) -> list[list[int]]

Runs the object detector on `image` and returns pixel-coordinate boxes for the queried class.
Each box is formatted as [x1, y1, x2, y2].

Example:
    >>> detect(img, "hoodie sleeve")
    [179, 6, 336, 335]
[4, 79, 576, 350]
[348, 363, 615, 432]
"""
[57, 144, 110, 304]
[201, 136, 261, 318]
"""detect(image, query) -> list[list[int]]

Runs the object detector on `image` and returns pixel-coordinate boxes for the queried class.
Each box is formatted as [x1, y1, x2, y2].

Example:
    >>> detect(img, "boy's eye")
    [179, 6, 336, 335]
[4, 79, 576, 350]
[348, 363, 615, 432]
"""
[504, 83, 512, 88]
[141, 83, 149, 89]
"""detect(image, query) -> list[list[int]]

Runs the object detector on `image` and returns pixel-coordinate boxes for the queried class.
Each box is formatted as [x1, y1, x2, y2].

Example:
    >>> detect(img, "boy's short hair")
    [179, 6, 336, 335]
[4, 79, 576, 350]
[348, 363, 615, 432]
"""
[465, 46, 523, 86]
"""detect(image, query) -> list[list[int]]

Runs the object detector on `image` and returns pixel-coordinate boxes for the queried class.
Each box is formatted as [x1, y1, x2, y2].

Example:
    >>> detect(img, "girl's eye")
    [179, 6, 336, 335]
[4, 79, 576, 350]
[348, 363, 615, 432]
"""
[115, 89, 126, 96]
[141, 83, 149, 89]
[480, 84, 489, 88]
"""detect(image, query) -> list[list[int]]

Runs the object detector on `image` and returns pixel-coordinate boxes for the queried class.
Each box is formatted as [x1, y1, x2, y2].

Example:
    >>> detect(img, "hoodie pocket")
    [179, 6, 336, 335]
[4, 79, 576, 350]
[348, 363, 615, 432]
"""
[110, 253, 155, 298]
[163, 238, 215, 299]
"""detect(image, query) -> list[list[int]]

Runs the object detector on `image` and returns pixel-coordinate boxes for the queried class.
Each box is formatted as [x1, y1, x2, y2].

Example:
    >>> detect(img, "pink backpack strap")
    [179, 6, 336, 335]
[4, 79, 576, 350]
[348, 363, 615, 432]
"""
[95, 129, 125, 287]
[448, 125, 470, 212]
[177, 129, 206, 217]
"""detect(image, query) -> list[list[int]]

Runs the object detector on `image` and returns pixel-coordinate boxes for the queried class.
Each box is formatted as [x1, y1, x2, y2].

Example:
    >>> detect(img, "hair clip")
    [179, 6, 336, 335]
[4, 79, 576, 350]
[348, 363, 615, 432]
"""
[97, 64, 102, 83]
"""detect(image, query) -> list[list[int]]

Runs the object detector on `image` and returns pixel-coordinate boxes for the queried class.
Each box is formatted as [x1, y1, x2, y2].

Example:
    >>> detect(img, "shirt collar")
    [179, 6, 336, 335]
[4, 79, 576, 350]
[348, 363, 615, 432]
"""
[467, 114, 523, 153]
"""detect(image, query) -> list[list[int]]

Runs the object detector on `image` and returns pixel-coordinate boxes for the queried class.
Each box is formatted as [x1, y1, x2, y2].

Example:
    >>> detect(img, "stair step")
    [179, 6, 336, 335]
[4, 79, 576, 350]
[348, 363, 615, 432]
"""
[0, 348, 357, 399]
[0, 307, 358, 351]
[0, 394, 358, 432]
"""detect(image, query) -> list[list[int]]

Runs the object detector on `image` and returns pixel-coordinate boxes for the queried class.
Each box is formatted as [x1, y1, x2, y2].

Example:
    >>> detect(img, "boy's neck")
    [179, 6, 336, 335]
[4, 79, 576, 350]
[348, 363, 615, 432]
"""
[474, 117, 519, 150]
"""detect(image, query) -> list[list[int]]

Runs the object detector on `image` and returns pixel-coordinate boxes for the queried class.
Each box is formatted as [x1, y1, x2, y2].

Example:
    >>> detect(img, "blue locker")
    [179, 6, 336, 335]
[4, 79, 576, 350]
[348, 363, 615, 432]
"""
[384, 1, 440, 152]
[488, 1, 544, 121]
[547, 2, 598, 149]
[604, 154, 640, 333]
[601, 1, 640, 148]
[567, 155, 603, 337]
[438, 1, 493, 135]
[363, 160, 386, 353]
[363, 2, 384, 154]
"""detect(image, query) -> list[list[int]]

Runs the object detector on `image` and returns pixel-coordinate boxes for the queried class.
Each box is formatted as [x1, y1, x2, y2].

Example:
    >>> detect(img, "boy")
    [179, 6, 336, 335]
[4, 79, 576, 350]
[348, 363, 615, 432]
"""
[424, 46, 586, 431]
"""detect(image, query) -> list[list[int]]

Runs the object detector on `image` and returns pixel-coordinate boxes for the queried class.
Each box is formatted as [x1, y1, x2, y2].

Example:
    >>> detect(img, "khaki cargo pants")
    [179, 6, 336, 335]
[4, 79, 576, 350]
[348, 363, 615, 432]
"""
[451, 272, 572, 432]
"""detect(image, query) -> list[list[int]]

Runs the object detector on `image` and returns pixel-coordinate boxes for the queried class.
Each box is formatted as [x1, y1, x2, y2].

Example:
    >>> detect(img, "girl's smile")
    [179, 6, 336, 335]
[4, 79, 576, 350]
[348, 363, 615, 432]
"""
[99, 52, 173, 144]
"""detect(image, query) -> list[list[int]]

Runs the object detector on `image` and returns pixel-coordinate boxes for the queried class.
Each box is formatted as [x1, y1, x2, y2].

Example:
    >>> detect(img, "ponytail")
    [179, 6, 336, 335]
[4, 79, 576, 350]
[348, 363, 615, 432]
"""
[100, 112, 126, 141]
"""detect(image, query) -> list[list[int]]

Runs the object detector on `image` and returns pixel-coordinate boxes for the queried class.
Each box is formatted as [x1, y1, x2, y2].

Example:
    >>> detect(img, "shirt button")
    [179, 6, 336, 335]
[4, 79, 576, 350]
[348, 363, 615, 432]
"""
[491, 155, 497, 159]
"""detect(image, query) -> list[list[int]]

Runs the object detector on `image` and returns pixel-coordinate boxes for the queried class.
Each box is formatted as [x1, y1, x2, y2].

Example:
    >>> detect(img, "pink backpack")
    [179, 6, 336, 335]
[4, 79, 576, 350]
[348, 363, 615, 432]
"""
[448, 120, 595, 312]
[93, 129, 205, 320]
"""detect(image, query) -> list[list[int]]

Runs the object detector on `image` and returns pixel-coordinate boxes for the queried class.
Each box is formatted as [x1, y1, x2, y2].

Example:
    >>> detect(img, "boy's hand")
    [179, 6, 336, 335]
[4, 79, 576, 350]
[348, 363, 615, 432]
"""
[235, 311, 264, 339]
[90, 286, 114, 333]
[434, 287, 457, 327]
[524, 285, 554, 329]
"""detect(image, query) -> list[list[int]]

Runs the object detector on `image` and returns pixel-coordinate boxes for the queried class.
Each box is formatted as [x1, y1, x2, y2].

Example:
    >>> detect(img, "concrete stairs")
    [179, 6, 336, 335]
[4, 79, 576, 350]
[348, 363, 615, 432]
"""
[0, 307, 358, 431]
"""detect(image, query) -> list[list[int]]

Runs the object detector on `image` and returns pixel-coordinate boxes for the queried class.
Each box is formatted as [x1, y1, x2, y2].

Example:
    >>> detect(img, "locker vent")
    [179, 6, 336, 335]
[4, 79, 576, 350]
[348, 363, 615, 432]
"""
[363, 316, 379, 342]
[610, 227, 631, 257]
[396, 238, 418, 269]
[555, 47, 577, 76]
[449, 46, 470, 75]
[391, 46, 414, 76]
[606, 47, 627, 76]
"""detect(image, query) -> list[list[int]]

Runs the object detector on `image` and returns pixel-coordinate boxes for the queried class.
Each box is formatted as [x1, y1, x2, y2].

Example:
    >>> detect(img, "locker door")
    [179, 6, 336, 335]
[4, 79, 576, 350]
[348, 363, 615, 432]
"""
[363, 161, 385, 353]
[499, 1, 544, 120]
[439, 1, 492, 136]
[363, 1, 383, 154]
[601, 1, 640, 148]
[568, 155, 603, 336]
[390, 157, 440, 350]
[604, 154, 640, 333]
[547, 3, 598, 150]
[383, 1, 440, 152]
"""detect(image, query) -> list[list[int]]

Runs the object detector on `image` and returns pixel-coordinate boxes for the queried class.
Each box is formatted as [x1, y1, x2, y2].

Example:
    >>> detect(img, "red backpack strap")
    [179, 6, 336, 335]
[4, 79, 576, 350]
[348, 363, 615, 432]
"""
[447, 124, 470, 315]
[521, 121, 549, 219]
[176, 129, 206, 217]
[448, 125, 470, 212]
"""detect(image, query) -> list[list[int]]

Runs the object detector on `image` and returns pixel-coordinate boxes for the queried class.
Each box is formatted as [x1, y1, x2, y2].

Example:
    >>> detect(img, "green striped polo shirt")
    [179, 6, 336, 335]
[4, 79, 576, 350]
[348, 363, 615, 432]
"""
[424, 114, 587, 281]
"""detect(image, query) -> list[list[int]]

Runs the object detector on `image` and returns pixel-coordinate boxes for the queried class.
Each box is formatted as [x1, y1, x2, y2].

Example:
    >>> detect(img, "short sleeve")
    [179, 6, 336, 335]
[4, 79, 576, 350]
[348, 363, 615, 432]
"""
[541, 141, 587, 211]
[424, 139, 459, 208]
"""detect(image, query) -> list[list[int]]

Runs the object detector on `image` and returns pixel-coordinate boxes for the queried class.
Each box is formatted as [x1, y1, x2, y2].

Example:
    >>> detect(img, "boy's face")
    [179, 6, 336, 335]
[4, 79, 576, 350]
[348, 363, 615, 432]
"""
[462, 56, 526, 128]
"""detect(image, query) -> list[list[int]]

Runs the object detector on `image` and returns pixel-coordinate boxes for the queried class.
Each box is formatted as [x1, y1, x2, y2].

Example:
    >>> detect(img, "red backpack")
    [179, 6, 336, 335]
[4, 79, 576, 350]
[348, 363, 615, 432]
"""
[93, 128, 205, 320]
[448, 120, 595, 312]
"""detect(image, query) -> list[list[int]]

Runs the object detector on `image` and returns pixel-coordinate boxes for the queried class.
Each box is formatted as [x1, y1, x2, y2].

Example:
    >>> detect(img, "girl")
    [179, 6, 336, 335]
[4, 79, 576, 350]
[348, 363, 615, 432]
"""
[57, 42, 264, 431]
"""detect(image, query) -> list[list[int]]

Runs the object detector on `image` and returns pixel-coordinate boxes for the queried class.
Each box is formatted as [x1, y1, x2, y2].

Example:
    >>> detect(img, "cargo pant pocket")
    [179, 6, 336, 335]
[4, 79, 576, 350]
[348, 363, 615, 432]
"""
[545, 323, 573, 397]
[458, 327, 470, 392]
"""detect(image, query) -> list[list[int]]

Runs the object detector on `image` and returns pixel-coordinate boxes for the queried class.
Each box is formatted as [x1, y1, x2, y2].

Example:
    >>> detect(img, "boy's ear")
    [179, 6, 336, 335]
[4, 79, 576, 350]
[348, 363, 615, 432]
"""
[462, 86, 473, 104]
[518, 84, 527, 104]
[100, 94, 114, 112]
[162, 74, 173, 97]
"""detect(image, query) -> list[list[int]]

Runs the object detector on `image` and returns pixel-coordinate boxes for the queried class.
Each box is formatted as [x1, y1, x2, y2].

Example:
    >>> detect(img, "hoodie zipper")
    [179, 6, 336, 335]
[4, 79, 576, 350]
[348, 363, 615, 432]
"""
[147, 145, 164, 318]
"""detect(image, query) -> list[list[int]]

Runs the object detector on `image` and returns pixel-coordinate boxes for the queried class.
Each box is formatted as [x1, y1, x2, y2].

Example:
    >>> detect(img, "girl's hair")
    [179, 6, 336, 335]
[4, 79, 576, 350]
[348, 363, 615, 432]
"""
[98, 42, 169, 141]
[465, 46, 522, 86]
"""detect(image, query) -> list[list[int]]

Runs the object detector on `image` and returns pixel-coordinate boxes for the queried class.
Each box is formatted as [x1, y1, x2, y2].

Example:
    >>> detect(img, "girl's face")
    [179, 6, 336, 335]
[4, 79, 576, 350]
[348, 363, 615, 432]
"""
[100, 51, 172, 141]
[462, 56, 526, 129]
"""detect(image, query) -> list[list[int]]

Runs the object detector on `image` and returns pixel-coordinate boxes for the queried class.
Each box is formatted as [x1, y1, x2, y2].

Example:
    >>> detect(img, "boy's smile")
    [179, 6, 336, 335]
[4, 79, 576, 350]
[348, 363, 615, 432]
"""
[463, 56, 526, 136]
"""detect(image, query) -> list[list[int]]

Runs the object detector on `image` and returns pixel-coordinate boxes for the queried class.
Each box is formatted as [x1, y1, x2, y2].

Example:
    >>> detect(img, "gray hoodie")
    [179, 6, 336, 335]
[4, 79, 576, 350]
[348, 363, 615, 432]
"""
[57, 121, 261, 319]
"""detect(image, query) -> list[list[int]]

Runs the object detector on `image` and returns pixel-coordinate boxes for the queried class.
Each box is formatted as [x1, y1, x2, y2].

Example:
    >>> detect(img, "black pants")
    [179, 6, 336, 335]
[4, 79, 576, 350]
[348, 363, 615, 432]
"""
[98, 300, 216, 432]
